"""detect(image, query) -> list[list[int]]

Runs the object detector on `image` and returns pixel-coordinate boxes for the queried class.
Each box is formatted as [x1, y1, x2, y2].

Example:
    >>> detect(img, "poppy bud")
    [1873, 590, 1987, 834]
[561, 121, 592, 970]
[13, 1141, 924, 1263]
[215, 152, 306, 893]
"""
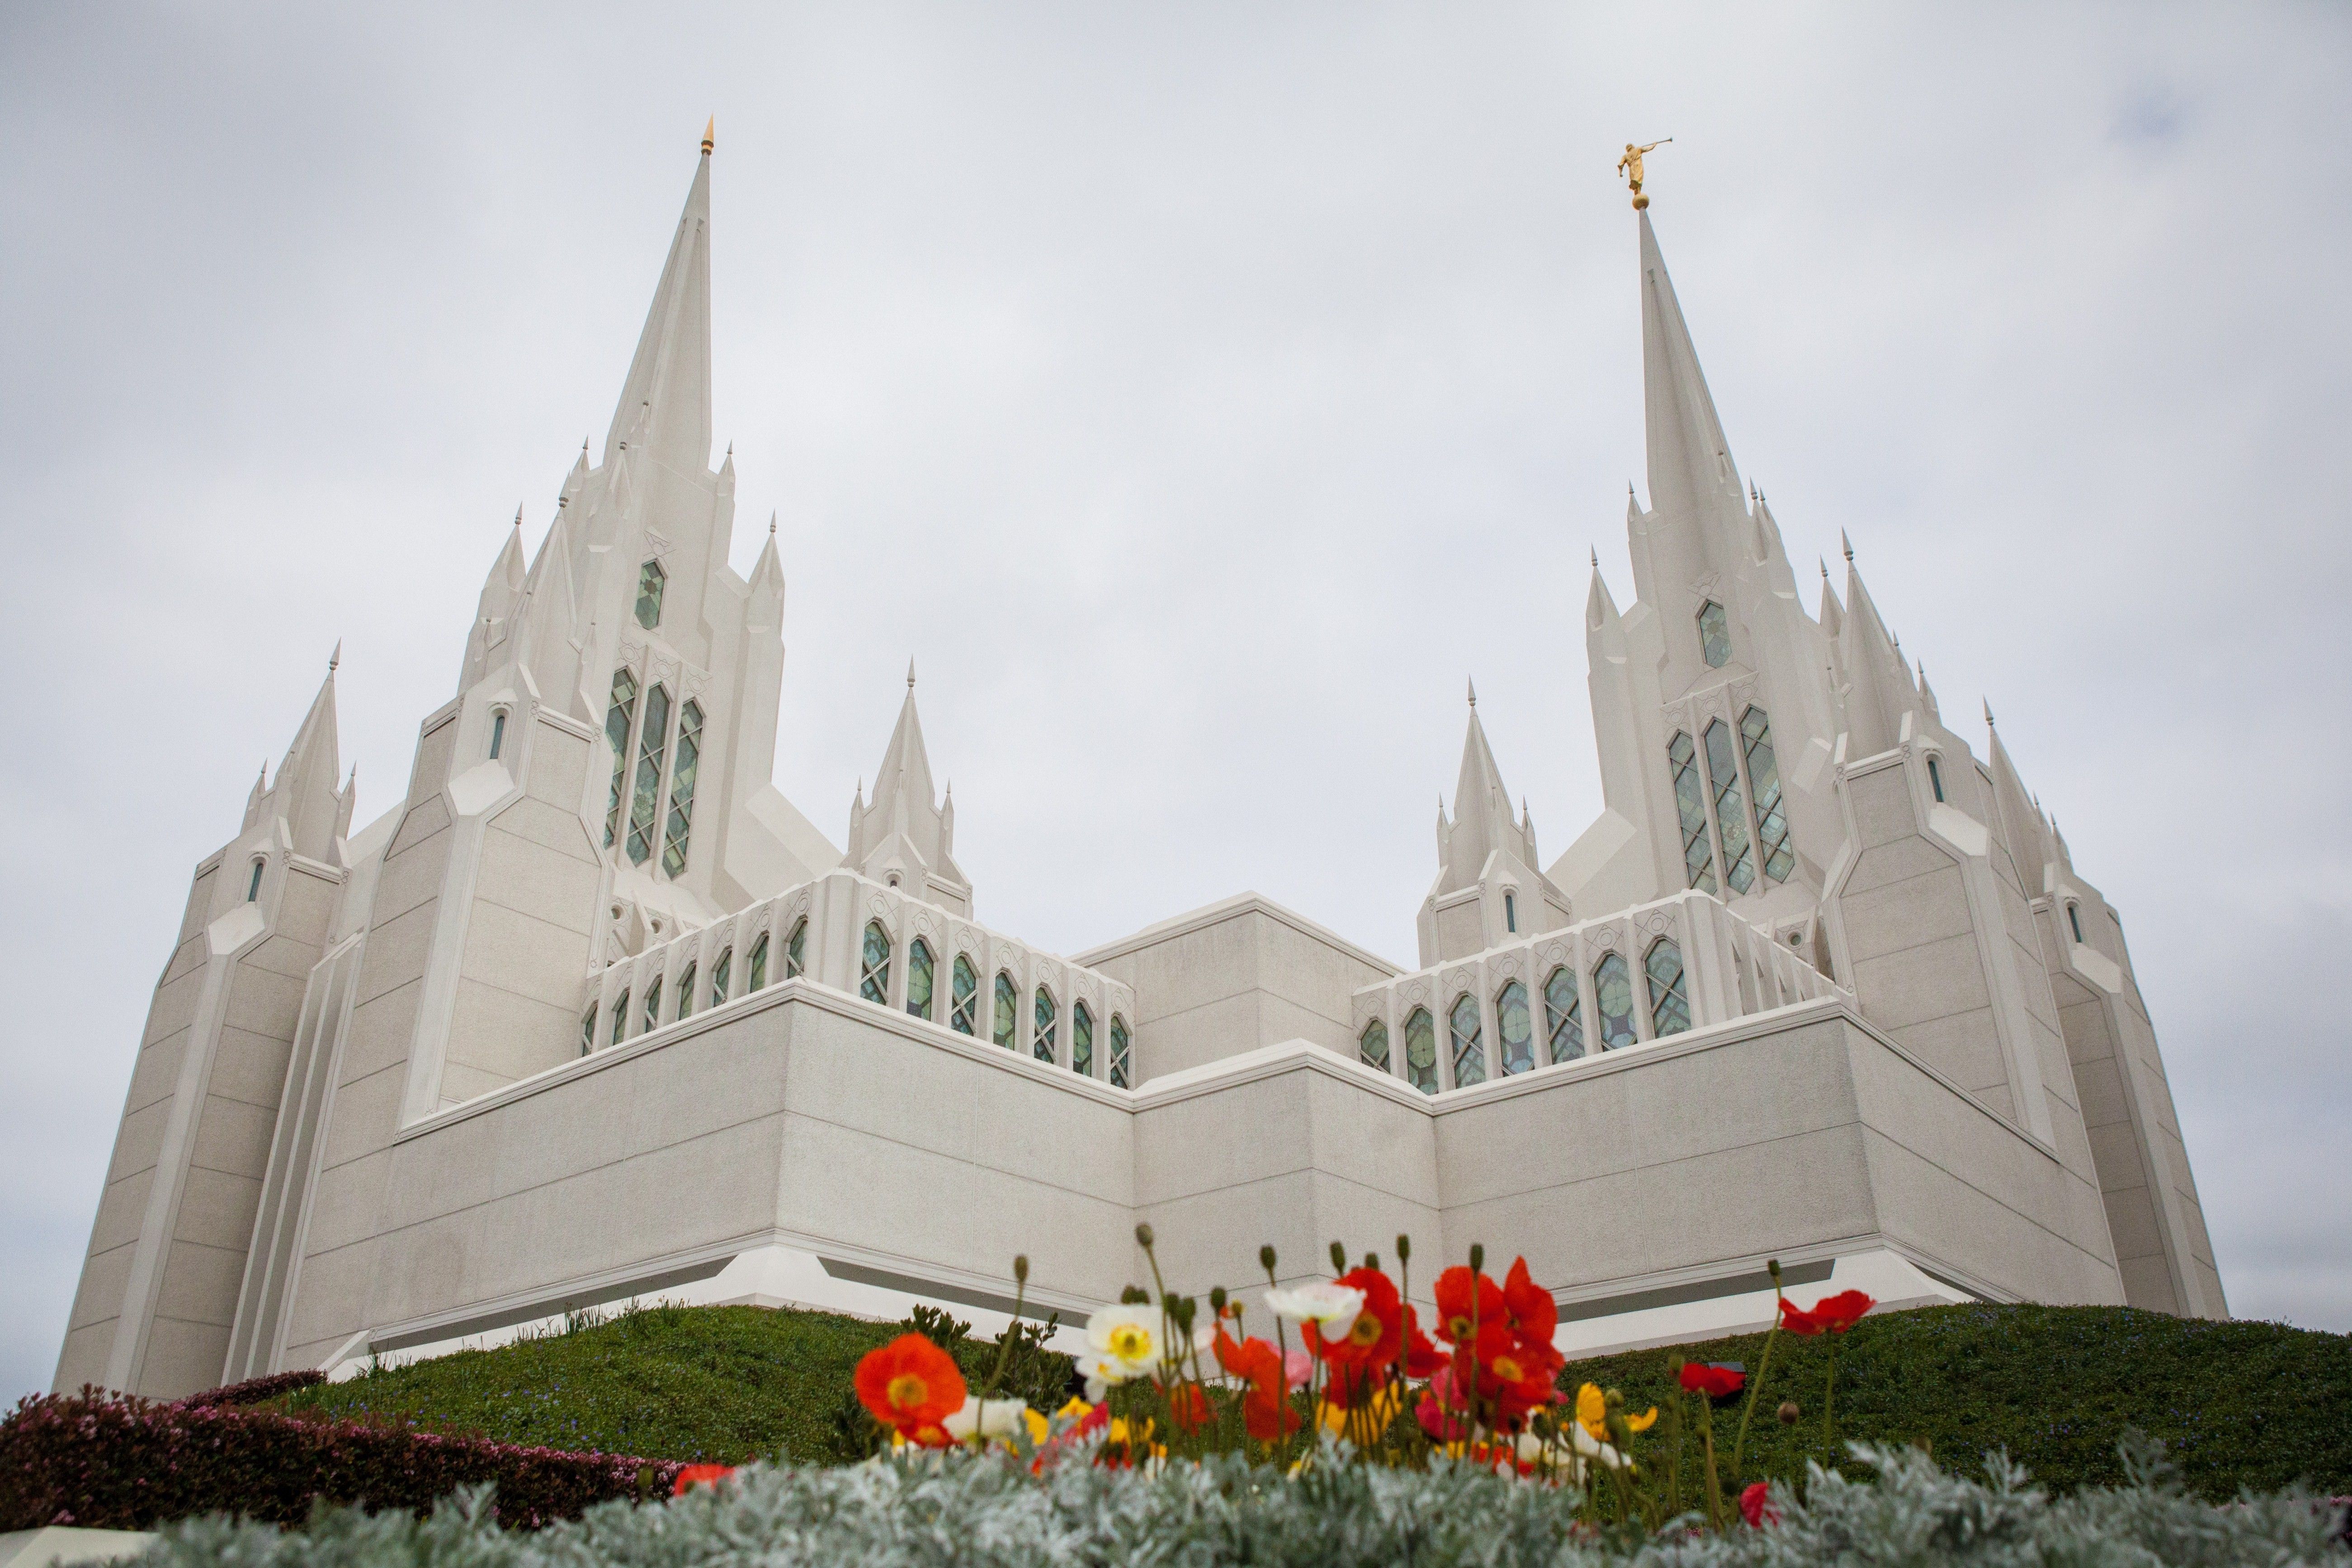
[1121, 1285, 1149, 1304]
[1209, 1285, 1227, 1313]
[1766, 1258, 1783, 1286]
[1013, 1255, 1029, 1284]
[1778, 1400, 1800, 1425]
[1395, 1234, 1411, 1262]
[1259, 1244, 1277, 1272]
[1135, 1223, 1155, 1249]
[1329, 1241, 1347, 1274]
[1363, 1252, 1379, 1272]
[1468, 1243, 1485, 1273]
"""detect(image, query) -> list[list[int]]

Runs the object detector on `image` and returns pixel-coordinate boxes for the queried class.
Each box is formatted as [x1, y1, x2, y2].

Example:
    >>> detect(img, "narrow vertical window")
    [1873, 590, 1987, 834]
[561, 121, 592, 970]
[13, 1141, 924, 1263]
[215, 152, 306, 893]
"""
[1448, 994, 1486, 1088]
[747, 933, 769, 992]
[1072, 1002, 1094, 1076]
[1543, 965, 1584, 1062]
[580, 1006, 596, 1056]
[1593, 953, 1637, 1050]
[1496, 981, 1534, 1075]
[602, 669, 638, 848]
[1359, 1019, 1390, 1072]
[1646, 938, 1691, 1036]
[1033, 988, 1058, 1064]
[661, 701, 702, 877]
[1109, 1015, 1132, 1087]
[859, 922, 892, 1005]
[949, 955, 978, 1035]
[1697, 600, 1732, 668]
[1927, 755, 1946, 803]
[635, 559, 666, 630]
[246, 859, 264, 902]
[626, 685, 671, 866]
[1403, 1008, 1440, 1096]
[905, 938, 935, 1020]
[708, 949, 731, 1010]
[1739, 706, 1796, 883]
[642, 981, 663, 1035]
[609, 991, 629, 1048]
[786, 918, 807, 979]
[993, 973, 1018, 1048]
[675, 963, 696, 1022]
[1668, 733, 1718, 893]
[488, 710, 506, 760]
[1504, 891, 1518, 933]
[1704, 718, 1757, 893]
[2067, 903, 2084, 944]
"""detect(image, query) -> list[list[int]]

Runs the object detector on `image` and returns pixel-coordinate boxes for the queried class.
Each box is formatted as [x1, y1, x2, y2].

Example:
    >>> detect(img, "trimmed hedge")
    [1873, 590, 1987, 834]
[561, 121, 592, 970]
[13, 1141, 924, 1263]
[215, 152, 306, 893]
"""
[174, 1370, 326, 1409]
[0, 1387, 680, 1531]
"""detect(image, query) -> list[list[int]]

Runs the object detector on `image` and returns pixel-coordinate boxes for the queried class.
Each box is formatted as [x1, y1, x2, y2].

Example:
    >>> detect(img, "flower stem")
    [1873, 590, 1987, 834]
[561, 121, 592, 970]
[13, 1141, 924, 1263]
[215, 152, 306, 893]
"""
[1731, 1319, 1778, 1478]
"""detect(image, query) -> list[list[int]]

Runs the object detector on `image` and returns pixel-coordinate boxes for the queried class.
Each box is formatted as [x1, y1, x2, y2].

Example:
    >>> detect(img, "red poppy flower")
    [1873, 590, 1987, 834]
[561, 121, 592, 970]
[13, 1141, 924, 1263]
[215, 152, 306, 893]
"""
[1310, 1268, 1404, 1370]
[1433, 1266, 1506, 1346]
[1215, 1329, 1300, 1442]
[1401, 1304, 1450, 1379]
[1502, 1258, 1558, 1346]
[1780, 1289, 1875, 1336]
[672, 1464, 735, 1495]
[1160, 1379, 1212, 1434]
[854, 1333, 967, 1435]
[1678, 1361, 1745, 1398]
[1739, 1480, 1780, 1527]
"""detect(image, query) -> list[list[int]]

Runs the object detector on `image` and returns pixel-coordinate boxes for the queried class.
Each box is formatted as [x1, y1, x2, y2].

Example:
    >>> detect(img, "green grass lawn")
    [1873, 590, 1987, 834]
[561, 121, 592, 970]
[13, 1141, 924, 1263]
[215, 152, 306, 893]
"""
[268, 1301, 2351, 1500]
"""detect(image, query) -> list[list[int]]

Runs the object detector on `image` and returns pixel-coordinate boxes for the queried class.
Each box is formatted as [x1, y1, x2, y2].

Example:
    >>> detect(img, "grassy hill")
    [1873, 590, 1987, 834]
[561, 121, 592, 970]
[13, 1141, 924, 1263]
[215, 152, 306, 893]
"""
[267, 1301, 2352, 1500]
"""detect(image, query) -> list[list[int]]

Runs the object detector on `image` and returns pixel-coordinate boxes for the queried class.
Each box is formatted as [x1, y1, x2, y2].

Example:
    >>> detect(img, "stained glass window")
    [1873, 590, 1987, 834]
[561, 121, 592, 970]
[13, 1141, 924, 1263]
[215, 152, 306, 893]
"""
[580, 1007, 596, 1056]
[1593, 953, 1637, 1050]
[635, 559, 665, 630]
[1360, 1019, 1390, 1072]
[1647, 938, 1691, 1036]
[489, 711, 506, 760]
[675, 963, 696, 1022]
[785, 919, 806, 979]
[1543, 965, 1583, 1062]
[602, 670, 638, 848]
[1704, 719, 1757, 893]
[661, 701, 702, 877]
[626, 685, 671, 866]
[950, 955, 978, 1035]
[609, 991, 629, 1048]
[1496, 981, 1535, 1075]
[709, 949, 731, 1010]
[747, 934, 769, 992]
[643, 981, 663, 1035]
[993, 973, 1018, 1048]
[246, 859, 264, 902]
[1403, 1008, 1440, 1096]
[1698, 600, 1731, 668]
[1110, 1015, 1132, 1087]
[906, 938, 935, 1020]
[1669, 732, 1718, 893]
[859, 922, 892, 1005]
[1927, 755, 1946, 803]
[1033, 988, 1058, 1064]
[1739, 707, 1796, 883]
[2068, 903, 2084, 944]
[1505, 892, 1518, 933]
[1449, 994, 1486, 1089]
[1072, 1002, 1094, 1076]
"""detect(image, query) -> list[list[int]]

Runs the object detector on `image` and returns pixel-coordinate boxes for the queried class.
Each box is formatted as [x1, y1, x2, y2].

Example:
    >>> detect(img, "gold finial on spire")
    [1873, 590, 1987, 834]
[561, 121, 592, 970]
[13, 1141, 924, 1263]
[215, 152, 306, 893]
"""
[701, 116, 715, 155]
[1616, 137, 1672, 209]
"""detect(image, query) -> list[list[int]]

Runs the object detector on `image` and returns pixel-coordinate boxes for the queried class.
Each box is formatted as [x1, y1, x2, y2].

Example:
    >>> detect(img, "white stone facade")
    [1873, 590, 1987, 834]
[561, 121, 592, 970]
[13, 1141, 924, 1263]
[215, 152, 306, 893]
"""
[55, 145, 2225, 1400]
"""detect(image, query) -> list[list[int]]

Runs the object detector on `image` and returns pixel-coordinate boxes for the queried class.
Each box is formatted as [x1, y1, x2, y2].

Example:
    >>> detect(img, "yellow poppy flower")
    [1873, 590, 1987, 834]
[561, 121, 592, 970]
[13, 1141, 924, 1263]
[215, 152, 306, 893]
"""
[1577, 1382, 1608, 1440]
[1625, 1406, 1658, 1432]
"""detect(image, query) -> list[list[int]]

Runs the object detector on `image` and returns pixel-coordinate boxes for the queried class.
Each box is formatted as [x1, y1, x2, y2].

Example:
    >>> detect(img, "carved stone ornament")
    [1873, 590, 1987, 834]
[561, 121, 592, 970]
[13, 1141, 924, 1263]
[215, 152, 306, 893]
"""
[1638, 908, 1674, 938]
[644, 530, 674, 562]
[1403, 980, 1429, 1003]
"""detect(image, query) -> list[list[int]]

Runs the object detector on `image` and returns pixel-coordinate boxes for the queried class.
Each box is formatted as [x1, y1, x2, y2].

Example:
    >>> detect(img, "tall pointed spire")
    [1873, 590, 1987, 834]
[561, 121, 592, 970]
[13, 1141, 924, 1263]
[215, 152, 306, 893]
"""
[1638, 210, 1742, 530]
[1437, 698, 1522, 897]
[603, 133, 713, 473]
[843, 671, 969, 912]
[269, 659, 344, 863]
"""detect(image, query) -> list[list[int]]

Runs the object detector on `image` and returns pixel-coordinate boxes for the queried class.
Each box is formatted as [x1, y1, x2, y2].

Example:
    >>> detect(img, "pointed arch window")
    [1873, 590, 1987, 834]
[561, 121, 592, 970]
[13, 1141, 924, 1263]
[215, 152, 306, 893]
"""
[1646, 938, 1691, 1036]
[1072, 1002, 1094, 1076]
[635, 559, 666, 630]
[1543, 965, 1584, 1062]
[602, 669, 638, 848]
[1504, 891, 1518, 933]
[906, 938, 935, 1021]
[993, 973, 1018, 1048]
[1110, 1015, 1132, 1087]
[580, 1006, 596, 1057]
[1740, 707, 1796, 883]
[675, 963, 696, 1022]
[1403, 1007, 1440, 1096]
[625, 685, 671, 866]
[661, 701, 702, 878]
[1359, 1019, 1390, 1073]
[1496, 981, 1535, 1076]
[709, 949, 731, 1010]
[1448, 994, 1486, 1088]
[785, 918, 807, 979]
[949, 955, 978, 1035]
[1593, 953, 1638, 1051]
[488, 710, 507, 760]
[1704, 719, 1757, 893]
[609, 990, 630, 1048]
[1698, 600, 1732, 668]
[1927, 755, 1946, 803]
[1033, 988, 1058, 1064]
[859, 922, 892, 1005]
[1668, 733, 1718, 893]
[642, 981, 663, 1036]
[246, 858, 265, 902]
[2067, 903, 2085, 944]
[747, 933, 770, 992]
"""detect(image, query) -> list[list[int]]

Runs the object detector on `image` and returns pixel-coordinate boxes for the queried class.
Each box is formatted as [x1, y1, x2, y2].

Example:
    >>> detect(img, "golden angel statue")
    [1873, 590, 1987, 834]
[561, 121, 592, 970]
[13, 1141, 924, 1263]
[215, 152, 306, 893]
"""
[1617, 138, 1671, 208]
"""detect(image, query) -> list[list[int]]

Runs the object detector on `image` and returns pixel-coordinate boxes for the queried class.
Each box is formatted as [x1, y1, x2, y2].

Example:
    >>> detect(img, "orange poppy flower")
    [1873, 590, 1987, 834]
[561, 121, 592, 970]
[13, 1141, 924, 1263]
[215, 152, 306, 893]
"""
[1309, 1268, 1403, 1371]
[1432, 1266, 1506, 1346]
[1214, 1328, 1299, 1442]
[854, 1332, 967, 1436]
[672, 1463, 735, 1495]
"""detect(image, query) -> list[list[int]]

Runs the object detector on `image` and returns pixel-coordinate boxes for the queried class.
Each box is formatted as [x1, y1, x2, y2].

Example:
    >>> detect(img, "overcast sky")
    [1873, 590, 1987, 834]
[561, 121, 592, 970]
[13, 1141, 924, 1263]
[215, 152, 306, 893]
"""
[3, 3, 2346, 1403]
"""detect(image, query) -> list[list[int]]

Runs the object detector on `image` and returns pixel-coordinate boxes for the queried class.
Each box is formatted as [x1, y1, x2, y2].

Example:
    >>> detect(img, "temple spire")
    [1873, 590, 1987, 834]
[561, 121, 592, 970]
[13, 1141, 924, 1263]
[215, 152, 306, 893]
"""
[1638, 210, 1742, 531]
[603, 137, 713, 473]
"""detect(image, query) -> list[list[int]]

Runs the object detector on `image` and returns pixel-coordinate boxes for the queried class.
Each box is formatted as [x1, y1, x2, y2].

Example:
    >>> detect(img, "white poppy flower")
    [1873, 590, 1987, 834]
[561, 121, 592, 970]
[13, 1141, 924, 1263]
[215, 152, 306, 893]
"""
[942, 1396, 1030, 1442]
[1263, 1282, 1366, 1342]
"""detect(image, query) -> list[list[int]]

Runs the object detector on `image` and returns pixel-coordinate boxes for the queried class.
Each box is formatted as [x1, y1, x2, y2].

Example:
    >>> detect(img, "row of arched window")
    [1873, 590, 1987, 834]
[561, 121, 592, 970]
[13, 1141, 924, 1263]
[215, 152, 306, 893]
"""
[1671, 704, 1795, 897]
[1359, 938, 1691, 1093]
[600, 662, 704, 879]
[583, 914, 1135, 1090]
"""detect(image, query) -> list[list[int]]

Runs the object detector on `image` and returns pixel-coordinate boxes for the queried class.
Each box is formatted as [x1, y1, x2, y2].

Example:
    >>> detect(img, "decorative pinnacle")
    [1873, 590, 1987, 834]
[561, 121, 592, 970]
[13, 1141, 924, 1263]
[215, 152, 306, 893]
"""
[1467, 677, 1478, 708]
[1984, 699, 1997, 728]
[907, 659, 917, 690]
[701, 116, 715, 155]
[768, 510, 777, 535]
[328, 640, 341, 672]
[1820, 557, 1830, 581]
[1841, 528, 1855, 563]
[1591, 545, 1601, 569]
[512, 504, 523, 528]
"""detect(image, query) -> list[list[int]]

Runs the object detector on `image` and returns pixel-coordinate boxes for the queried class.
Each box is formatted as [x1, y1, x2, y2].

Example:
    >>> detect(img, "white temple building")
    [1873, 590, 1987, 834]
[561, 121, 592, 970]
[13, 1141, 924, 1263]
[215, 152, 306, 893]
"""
[57, 137, 2226, 1399]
